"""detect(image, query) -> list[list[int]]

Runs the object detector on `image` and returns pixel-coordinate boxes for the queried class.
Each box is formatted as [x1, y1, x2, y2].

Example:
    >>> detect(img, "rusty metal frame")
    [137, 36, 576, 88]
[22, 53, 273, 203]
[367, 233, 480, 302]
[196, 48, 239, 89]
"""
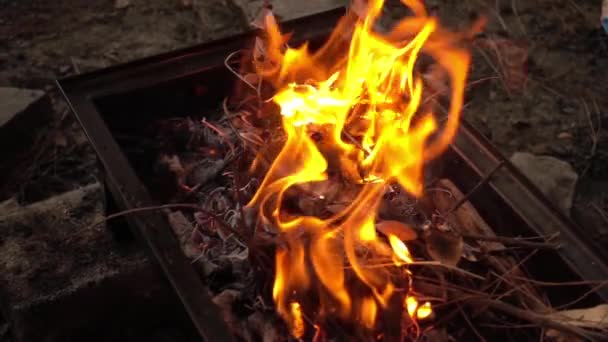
[451, 120, 608, 300]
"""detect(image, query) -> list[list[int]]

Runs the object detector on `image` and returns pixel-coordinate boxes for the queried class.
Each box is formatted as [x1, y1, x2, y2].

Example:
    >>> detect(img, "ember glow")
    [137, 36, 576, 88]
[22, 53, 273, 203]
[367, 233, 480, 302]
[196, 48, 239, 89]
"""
[247, 0, 474, 336]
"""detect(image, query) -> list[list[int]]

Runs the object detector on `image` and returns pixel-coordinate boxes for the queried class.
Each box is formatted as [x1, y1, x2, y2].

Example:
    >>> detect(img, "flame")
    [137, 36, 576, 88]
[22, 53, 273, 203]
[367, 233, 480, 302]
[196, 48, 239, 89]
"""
[405, 296, 419, 318]
[417, 301, 433, 319]
[290, 302, 306, 338]
[247, 0, 476, 335]
[389, 234, 414, 265]
[405, 296, 432, 320]
[361, 296, 378, 329]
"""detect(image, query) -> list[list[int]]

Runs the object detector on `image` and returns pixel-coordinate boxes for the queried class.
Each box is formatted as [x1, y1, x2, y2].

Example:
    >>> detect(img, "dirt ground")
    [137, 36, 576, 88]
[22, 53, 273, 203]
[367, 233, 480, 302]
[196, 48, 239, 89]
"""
[0, 0, 606, 314]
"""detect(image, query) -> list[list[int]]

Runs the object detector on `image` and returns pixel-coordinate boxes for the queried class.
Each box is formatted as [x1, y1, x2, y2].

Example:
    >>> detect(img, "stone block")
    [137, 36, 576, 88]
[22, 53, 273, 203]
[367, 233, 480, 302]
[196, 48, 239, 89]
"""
[0, 87, 52, 182]
[510, 152, 578, 215]
[0, 183, 197, 341]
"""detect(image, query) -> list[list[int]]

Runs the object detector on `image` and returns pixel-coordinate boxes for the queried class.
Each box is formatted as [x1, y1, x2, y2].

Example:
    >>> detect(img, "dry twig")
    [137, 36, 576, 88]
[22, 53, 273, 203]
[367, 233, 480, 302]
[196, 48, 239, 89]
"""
[471, 297, 608, 341]
[461, 233, 560, 250]
[87, 203, 248, 241]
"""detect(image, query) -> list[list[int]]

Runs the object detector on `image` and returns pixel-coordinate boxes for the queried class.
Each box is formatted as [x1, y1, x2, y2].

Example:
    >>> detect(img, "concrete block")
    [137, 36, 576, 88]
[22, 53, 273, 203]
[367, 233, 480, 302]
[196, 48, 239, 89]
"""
[0, 183, 196, 341]
[0, 87, 52, 183]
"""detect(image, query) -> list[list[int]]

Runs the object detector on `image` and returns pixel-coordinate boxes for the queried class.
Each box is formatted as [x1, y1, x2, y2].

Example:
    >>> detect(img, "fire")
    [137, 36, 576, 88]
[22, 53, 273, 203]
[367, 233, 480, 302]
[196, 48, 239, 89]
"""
[290, 302, 306, 339]
[389, 234, 414, 265]
[247, 0, 475, 336]
[406, 296, 432, 320]
[360, 296, 378, 329]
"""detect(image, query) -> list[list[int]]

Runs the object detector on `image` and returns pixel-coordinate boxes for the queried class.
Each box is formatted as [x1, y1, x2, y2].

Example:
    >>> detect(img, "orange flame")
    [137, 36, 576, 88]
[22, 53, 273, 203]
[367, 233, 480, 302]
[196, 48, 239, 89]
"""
[361, 296, 378, 329]
[248, 0, 476, 335]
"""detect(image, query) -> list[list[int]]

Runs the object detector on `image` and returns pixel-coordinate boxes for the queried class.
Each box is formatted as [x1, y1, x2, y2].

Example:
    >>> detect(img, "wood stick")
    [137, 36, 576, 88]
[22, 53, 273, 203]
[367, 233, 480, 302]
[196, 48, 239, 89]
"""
[460, 233, 560, 250]
[87, 203, 248, 242]
[447, 160, 505, 213]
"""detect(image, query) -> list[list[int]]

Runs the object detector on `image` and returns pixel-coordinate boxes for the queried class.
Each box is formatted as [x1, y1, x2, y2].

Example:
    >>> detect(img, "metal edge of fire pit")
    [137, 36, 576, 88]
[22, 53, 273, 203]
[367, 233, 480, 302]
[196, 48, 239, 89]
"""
[57, 94, 236, 341]
[56, 8, 347, 342]
[451, 121, 608, 301]
[57, 9, 608, 340]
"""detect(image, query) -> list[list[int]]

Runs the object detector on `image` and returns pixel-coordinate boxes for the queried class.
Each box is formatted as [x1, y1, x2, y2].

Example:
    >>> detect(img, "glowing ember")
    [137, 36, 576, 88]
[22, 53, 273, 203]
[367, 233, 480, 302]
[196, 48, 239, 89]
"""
[247, 0, 476, 336]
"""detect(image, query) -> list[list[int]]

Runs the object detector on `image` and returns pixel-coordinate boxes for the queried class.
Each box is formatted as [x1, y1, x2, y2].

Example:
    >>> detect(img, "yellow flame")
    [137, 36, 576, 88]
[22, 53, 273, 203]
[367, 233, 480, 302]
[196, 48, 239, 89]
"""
[360, 219, 378, 241]
[405, 296, 419, 317]
[405, 296, 432, 320]
[247, 0, 475, 334]
[389, 234, 414, 265]
[417, 301, 432, 319]
[290, 302, 305, 339]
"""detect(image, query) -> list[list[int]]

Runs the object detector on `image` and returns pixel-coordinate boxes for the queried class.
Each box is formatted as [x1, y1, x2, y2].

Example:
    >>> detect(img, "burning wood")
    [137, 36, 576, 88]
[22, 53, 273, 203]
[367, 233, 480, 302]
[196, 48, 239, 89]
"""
[243, 0, 476, 338]
[136, 0, 608, 340]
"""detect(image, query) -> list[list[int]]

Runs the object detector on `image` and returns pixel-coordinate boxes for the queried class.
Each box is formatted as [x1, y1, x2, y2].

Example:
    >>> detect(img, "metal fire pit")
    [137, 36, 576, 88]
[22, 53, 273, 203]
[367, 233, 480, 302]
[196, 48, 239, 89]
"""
[58, 7, 608, 342]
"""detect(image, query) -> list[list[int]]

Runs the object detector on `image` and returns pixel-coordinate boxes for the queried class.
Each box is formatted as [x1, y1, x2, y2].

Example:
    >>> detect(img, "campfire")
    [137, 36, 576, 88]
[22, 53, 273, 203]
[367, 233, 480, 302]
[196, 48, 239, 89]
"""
[246, 0, 474, 337]
[67, 1, 607, 341]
